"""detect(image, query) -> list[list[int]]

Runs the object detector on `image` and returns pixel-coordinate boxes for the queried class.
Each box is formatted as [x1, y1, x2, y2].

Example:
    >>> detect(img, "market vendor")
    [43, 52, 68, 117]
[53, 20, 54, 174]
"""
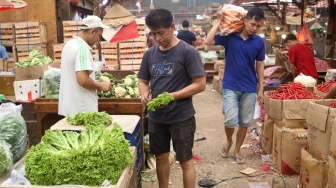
[58, 15, 111, 116]
[284, 34, 318, 79]
[0, 45, 9, 72]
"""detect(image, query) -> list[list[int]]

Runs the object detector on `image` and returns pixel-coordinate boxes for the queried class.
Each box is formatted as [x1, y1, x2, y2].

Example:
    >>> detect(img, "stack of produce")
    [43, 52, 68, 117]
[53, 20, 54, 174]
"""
[267, 82, 321, 100]
[15, 49, 52, 68]
[97, 74, 140, 98]
[264, 66, 282, 77]
[25, 124, 133, 186]
[219, 4, 247, 36]
[314, 57, 331, 72]
[316, 80, 336, 93]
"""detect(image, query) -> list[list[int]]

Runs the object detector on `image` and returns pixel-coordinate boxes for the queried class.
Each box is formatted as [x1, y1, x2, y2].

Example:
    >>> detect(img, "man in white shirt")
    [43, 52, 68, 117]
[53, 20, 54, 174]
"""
[58, 15, 111, 116]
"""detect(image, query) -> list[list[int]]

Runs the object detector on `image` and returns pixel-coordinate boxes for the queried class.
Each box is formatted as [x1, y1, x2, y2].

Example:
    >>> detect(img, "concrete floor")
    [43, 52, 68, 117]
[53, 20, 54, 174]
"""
[141, 84, 299, 188]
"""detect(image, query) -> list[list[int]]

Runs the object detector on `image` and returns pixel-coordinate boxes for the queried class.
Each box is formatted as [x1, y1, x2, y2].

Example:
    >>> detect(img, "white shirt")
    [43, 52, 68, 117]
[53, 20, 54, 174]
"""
[58, 36, 98, 116]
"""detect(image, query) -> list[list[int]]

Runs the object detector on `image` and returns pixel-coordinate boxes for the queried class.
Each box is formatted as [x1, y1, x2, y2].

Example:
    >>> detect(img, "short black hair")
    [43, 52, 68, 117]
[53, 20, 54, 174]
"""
[246, 7, 265, 21]
[284, 34, 297, 43]
[145, 9, 173, 30]
[182, 20, 189, 27]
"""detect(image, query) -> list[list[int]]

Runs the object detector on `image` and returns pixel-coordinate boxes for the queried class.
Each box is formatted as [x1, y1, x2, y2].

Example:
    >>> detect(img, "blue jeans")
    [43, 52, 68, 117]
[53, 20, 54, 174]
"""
[222, 89, 256, 128]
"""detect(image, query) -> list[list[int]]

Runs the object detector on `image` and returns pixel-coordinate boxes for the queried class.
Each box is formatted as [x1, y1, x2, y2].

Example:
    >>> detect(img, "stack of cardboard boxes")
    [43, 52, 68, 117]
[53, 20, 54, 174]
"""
[263, 92, 318, 175]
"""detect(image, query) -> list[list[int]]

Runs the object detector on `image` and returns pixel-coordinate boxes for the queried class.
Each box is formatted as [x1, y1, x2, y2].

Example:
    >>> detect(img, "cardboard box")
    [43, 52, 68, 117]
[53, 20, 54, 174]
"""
[213, 76, 219, 92]
[264, 91, 316, 128]
[328, 151, 336, 188]
[262, 115, 274, 154]
[306, 100, 336, 161]
[218, 66, 224, 80]
[330, 122, 336, 154]
[214, 60, 224, 72]
[13, 79, 43, 101]
[14, 62, 60, 81]
[313, 87, 327, 98]
[300, 148, 328, 188]
[272, 125, 308, 174]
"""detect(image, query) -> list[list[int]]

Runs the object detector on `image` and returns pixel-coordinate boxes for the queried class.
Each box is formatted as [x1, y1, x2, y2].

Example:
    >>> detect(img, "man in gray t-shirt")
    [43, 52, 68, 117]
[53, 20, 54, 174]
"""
[138, 9, 206, 188]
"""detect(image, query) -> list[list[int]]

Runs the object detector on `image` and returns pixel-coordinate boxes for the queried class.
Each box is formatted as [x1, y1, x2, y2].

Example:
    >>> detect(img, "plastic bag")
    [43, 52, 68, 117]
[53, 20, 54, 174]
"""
[219, 4, 247, 36]
[296, 22, 313, 46]
[199, 51, 218, 62]
[0, 140, 13, 176]
[293, 73, 316, 87]
[43, 66, 61, 98]
[270, 28, 277, 44]
[0, 103, 27, 162]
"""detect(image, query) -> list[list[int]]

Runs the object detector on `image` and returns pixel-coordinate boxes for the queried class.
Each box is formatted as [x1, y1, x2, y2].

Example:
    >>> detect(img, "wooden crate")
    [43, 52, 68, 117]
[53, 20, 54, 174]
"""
[14, 22, 47, 45]
[101, 42, 118, 67]
[52, 43, 65, 61]
[0, 22, 15, 46]
[120, 64, 141, 70]
[15, 44, 47, 62]
[63, 20, 82, 43]
[119, 41, 145, 70]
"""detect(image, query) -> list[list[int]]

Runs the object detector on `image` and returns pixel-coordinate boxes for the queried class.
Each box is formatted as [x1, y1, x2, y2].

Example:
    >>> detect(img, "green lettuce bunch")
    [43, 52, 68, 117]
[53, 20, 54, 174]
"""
[0, 140, 13, 176]
[66, 111, 112, 127]
[25, 124, 133, 186]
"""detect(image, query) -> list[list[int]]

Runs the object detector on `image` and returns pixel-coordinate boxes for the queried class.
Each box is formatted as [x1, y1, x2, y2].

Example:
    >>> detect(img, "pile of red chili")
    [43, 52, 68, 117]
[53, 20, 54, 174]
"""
[316, 80, 336, 93]
[267, 82, 321, 100]
[329, 102, 336, 108]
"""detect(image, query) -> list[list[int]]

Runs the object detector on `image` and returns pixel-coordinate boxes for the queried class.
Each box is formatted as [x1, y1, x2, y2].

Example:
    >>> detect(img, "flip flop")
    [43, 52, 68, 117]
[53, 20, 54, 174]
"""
[232, 155, 245, 164]
[219, 143, 233, 158]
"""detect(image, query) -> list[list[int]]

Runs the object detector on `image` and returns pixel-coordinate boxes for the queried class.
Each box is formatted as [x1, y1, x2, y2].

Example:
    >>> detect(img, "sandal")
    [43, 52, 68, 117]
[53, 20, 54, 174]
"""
[219, 143, 233, 158]
[232, 155, 245, 164]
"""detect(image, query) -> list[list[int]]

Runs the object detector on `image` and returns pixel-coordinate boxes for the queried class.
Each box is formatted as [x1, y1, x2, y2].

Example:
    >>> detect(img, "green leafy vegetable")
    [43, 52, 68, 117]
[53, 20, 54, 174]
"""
[15, 49, 53, 68]
[0, 140, 13, 176]
[43, 67, 61, 98]
[25, 124, 133, 186]
[147, 92, 174, 111]
[66, 111, 112, 127]
[0, 112, 27, 162]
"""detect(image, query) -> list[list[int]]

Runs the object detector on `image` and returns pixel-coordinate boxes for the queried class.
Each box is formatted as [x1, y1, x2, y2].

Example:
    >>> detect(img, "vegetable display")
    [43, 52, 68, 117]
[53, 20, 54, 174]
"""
[316, 80, 336, 93]
[0, 140, 13, 176]
[267, 82, 321, 100]
[314, 57, 331, 72]
[147, 92, 174, 111]
[25, 124, 133, 186]
[66, 111, 112, 127]
[15, 49, 53, 68]
[98, 73, 140, 99]
[43, 67, 61, 98]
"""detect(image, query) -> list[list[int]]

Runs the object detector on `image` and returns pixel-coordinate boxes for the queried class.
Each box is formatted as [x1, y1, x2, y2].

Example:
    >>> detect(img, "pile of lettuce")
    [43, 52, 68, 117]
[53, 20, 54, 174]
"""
[66, 111, 112, 127]
[25, 124, 133, 186]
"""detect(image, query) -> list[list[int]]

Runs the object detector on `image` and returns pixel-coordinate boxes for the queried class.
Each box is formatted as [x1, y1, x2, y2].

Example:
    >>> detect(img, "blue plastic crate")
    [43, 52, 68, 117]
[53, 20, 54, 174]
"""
[124, 120, 142, 174]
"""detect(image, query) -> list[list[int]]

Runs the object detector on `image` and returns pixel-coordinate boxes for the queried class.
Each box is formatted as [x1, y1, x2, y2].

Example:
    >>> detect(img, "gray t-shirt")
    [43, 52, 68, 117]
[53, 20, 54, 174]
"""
[138, 40, 205, 124]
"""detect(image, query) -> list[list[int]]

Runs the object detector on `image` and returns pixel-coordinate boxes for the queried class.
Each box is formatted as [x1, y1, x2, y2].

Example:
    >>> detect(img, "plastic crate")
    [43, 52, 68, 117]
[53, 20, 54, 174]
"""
[124, 120, 142, 174]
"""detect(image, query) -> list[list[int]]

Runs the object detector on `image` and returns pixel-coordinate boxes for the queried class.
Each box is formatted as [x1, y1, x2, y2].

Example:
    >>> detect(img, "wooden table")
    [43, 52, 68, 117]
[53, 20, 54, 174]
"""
[34, 97, 147, 170]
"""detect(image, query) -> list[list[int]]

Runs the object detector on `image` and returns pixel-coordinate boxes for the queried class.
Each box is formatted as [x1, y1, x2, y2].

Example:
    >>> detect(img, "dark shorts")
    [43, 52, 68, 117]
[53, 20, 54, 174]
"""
[148, 116, 196, 162]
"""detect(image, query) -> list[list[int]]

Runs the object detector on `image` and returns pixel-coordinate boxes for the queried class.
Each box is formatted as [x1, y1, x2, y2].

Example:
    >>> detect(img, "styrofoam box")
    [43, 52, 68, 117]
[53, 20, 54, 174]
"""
[14, 79, 43, 101]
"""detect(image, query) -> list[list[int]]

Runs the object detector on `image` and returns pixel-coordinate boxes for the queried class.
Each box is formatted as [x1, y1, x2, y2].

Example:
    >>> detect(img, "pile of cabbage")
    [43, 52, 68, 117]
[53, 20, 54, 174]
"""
[16, 49, 53, 68]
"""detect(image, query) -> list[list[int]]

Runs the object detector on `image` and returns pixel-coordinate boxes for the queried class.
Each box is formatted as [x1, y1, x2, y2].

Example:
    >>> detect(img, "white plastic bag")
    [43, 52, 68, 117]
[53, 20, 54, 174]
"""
[43, 66, 61, 98]
[0, 103, 27, 162]
[294, 73, 316, 87]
